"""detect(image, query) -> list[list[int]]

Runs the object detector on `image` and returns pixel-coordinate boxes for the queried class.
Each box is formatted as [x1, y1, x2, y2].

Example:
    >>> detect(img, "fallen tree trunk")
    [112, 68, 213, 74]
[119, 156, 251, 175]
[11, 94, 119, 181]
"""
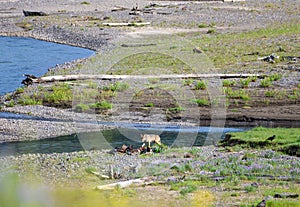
[96, 178, 153, 190]
[23, 73, 265, 85]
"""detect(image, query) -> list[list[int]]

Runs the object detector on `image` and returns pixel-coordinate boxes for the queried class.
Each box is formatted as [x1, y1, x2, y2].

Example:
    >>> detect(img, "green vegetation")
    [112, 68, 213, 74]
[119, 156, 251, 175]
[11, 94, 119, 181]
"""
[194, 80, 207, 90]
[260, 77, 273, 87]
[224, 88, 250, 101]
[222, 79, 236, 87]
[168, 106, 186, 112]
[269, 73, 282, 81]
[223, 127, 300, 156]
[103, 82, 130, 92]
[192, 98, 210, 106]
[15, 87, 25, 94]
[193, 22, 300, 70]
[198, 22, 215, 28]
[183, 79, 194, 86]
[207, 28, 216, 34]
[266, 200, 300, 207]
[90, 100, 112, 110]
[239, 78, 251, 88]
[145, 102, 154, 107]
[109, 53, 192, 75]
[80, 1, 90, 5]
[74, 103, 90, 112]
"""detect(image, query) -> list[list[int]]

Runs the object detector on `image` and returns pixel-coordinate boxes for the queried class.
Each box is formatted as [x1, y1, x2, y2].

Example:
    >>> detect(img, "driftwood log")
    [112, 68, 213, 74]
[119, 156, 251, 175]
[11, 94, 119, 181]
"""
[23, 10, 47, 16]
[96, 178, 154, 190]
[22, 74, 265, 85]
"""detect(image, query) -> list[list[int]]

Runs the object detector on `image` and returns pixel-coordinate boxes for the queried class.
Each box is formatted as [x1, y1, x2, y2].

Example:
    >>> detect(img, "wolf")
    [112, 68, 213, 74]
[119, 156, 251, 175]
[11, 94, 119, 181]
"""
[141, 134, 161, 148]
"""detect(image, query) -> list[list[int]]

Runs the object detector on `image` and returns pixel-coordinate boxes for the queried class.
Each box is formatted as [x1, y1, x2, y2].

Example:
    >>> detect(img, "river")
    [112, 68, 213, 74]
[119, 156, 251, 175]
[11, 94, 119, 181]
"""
[0, 36, 94, 95]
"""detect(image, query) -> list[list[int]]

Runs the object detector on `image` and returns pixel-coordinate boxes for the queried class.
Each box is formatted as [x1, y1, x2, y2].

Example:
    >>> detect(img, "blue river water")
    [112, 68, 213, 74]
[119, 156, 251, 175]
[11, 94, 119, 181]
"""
[0, 36, 94, 95]
[0, 119, 247, 155]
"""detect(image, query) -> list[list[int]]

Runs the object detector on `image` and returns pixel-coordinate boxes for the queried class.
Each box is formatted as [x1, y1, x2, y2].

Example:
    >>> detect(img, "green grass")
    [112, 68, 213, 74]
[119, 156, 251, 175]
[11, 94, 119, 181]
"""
[193, 22, 300, 70]
[194, 80, 207, 90]
[109, 53, 192, 75]
[90, 100, 112, 110]
[168, 106, 186, 112]
[266, 200, 300, 207]
[222, 79, 236, 87]
[103, 82, 130, 92]
[145, 102, 154, 107]
[224, 88, 251, 101]
[192, 98, 210, 106]
[225, 127, 300, 156]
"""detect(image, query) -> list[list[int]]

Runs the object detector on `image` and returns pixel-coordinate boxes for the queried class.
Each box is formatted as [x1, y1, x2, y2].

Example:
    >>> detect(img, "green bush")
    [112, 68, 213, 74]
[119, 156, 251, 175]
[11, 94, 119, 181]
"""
[90, 100, 112, 110]
[168, 107, 186, 112]
[269, 73, 282, 81]
[260, 78, 273, 88]
[145, 102, 154, 107]
[74, 104, 90, 112]
[222, 79, 236, 87]
[240, 78, 251, 88]
[192, 98, 210, 106]
[194, 80, 207, 90]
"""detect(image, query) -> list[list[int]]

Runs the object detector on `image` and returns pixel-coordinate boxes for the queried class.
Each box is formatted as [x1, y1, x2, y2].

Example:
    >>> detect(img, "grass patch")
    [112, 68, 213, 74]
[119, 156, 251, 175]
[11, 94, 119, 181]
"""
[193, 22, 300, 70]
[192, 98, 210, 106]
[168, 106, 186, 112]
[223, 127, 300, 156]
[266, 200, 300, 207]
[109, 52, 192, 75]
[145, 102, 154, 107]
[222, 79, 236, 87]
[194, 80, 207, 90]
[224, 88, 251, 101]
[90, 100, 112, 110]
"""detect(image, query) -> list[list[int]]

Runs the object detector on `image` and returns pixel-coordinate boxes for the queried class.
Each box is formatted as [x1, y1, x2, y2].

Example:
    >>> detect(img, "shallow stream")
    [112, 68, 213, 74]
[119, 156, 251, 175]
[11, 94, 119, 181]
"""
[0, 36, 94, 95]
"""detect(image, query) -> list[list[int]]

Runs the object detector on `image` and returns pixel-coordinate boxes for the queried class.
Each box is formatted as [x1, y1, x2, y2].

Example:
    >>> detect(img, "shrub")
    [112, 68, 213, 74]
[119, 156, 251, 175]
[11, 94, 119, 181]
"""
[6, 100, 15, 107]
[260, 78, 273, 88]
[198, 23, 208, 28]
[90, 100, 112, 110]
[264, 90, 276, 97]
[18, 96, 41, 105]
[192, 98, 210, 106]
[207, 29, 216, 34]
[168, 107, 186, 112]
[269, 73, 282, 81]
[224, 88, 251, 100]
[15, 87, 25, 94]
[145, 102, 154, 107]
[222, 79, 236, 87]
[105, 82, 130, 92]
[183, 79, 194, 86]
[194, 80, 207, 90]
[74, 104, 90, 112]
[240, 78, 251, 88]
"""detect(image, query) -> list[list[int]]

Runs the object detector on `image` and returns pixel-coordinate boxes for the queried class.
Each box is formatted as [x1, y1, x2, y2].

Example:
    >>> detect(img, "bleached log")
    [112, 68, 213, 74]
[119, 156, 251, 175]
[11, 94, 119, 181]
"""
[26, 73, 265, 84]
[96, 178, 152, 190]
